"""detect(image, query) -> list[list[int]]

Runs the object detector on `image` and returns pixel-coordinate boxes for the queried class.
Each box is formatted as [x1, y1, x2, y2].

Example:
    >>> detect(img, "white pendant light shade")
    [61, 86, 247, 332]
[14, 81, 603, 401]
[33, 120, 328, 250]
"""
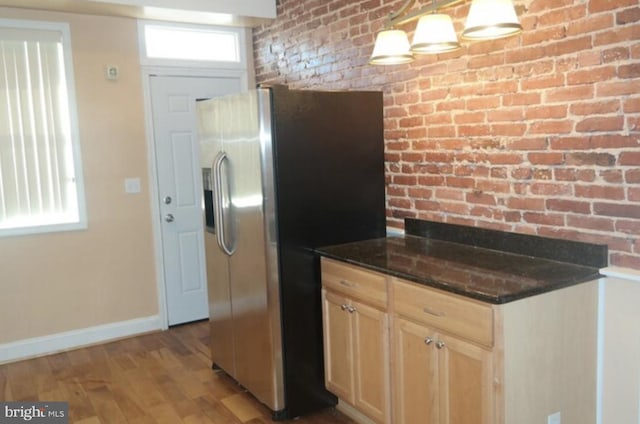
[411, 14, 461, 54]
[369, 29, 414, 65]
[462, 0, 522, 40]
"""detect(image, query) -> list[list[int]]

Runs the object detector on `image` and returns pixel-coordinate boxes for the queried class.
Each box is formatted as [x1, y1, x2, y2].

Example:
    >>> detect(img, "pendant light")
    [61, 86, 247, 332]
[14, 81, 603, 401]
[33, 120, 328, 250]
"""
[462, 0, 522, 40]
[369, 29, 414, 65]
[369, 0, 522, 65]
[411, 13, 460, 54]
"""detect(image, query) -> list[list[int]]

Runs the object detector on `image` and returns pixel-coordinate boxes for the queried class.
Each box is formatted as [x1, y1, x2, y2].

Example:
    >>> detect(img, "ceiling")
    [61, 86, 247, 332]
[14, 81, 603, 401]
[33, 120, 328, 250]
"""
[0, 0, 275, 27]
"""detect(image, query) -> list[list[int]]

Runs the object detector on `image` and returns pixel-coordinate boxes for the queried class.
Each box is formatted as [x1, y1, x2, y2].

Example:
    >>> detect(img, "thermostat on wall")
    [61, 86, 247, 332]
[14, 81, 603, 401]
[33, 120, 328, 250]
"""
[105, 65, 119, 81]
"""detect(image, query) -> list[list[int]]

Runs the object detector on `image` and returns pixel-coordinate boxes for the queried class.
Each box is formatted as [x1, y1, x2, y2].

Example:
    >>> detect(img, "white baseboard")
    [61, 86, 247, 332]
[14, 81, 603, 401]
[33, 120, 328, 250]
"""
[0, 315, 162, 364]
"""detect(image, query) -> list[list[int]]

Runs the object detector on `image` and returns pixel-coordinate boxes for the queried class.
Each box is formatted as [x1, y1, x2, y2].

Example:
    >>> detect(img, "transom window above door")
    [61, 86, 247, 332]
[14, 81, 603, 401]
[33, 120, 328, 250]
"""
[138, 21, 248, 69]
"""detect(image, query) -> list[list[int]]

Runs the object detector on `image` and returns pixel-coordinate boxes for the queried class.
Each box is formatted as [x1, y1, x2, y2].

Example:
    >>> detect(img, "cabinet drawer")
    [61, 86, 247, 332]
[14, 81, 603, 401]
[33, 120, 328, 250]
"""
[392, 278, 493, 347]
[321, 258, 387, 308]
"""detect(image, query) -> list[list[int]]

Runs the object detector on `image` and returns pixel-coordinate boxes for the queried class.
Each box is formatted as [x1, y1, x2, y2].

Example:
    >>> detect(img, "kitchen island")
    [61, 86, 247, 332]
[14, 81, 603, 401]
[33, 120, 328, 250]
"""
[316, 218, 606, 424]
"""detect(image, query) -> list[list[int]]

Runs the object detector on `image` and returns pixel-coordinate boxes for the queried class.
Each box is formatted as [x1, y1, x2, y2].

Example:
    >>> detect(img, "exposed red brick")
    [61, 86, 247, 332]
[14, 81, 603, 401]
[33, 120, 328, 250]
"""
[546, 85, 594, 102]
[507, 138, 549, 150]
[528, 120, 574, 134]
[511, 168, 532, 180]
[600, 169, 624, 184]
[391, 175, 417, 185]
[567, 215, 616, 232]
[547, 199, 592, 214]
[435, 188, 464, 201]
[554, 168, 597, 182]
[432, 201, 467, 216]
[575, 185, 625, 200]
[387, 186, 406, 197]
[388, 197, 412, 209]
[602, 47, 630, 63]
[567, 67, 617, 85]
[576, 116, 625, 132]
[620, 152, 640, 165]
[626, 169, 640, 183]
[570, 100, 620, 115]
[611, 253, 640, 270]
[523, 212, 565, 227]
[616, 219, 640, 235]
[528, 153, 565, 165]
[521, 74, 565, 91]
[594, 202, 640, 218]
[594, 26, 640, 46]
[618, 63, 640, 79]
[597, 80, 640, 97]
[589, 135, 640, 148]
[466, 191, 496, 205]
[476, 179, 511, 193]
[567, 14, 614, 36]
[255, 0, 640, 269]
[566, 152, 616, 166]
[530, 182, 573, 196]
[617, 7, 640, 25]
[525, 105, 568, 120]
[502, 93, 541, 106]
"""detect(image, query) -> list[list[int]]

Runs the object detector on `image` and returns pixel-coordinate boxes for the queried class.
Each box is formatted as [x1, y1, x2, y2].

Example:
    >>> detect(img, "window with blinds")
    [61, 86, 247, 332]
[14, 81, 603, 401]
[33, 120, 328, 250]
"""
[0, 19, 86, 237]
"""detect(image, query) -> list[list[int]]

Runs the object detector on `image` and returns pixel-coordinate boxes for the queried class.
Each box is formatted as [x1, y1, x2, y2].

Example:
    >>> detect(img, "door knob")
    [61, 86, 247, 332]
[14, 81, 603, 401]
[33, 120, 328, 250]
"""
[165, 213, 175, 223]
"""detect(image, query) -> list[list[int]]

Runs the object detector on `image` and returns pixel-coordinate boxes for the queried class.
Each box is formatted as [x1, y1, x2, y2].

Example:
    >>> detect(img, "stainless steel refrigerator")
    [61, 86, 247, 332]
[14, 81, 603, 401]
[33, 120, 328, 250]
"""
[197, 85, 386, 419]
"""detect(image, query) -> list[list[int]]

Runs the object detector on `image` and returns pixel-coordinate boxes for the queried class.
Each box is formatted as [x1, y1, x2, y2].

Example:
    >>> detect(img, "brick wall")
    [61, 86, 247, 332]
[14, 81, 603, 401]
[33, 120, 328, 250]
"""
[253, 0, 640, 270]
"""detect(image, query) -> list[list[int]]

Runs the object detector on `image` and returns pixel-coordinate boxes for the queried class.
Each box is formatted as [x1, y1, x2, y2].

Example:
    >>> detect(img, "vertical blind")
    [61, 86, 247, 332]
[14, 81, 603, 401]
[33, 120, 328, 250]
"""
[0, 26, 80, 231]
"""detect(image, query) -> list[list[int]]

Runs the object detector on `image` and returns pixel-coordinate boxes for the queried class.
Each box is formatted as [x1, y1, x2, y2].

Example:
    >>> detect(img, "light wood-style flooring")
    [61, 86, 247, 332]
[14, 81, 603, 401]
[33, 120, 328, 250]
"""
[0, 320, 355, 424]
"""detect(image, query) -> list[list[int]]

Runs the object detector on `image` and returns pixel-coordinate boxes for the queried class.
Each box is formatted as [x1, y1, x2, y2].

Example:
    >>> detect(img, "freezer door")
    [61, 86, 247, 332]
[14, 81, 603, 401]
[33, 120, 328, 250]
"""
[198, 100, 236, 376]
[222, 90, 285, 412]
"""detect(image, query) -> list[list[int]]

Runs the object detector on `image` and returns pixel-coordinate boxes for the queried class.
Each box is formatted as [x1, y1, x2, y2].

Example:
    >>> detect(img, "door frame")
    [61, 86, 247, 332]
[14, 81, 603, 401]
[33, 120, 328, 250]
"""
[141, 66, 252, 329]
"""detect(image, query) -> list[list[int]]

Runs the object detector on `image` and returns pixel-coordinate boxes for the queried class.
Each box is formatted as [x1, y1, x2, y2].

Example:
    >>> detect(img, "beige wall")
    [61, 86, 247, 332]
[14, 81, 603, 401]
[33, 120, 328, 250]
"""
[0, 7, 157, 344]
[601, 274, 640, 424]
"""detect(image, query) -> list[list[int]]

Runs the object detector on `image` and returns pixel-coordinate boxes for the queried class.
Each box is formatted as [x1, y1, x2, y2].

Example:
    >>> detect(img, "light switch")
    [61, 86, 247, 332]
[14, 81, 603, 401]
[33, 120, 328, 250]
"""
[125, 178, 141, 194]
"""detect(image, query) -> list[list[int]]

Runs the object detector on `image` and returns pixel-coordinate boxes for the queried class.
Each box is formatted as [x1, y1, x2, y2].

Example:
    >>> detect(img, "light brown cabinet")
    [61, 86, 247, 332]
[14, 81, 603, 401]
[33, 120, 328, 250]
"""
[393, 311, 494, 424]
[321, 259, 391, 424]
[321, 257, 598, 424]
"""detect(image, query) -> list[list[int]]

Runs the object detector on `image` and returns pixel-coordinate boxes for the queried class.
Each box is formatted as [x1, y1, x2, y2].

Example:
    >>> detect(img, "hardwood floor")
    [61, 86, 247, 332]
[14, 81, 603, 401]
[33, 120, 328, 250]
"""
[0, 320, 355, 424]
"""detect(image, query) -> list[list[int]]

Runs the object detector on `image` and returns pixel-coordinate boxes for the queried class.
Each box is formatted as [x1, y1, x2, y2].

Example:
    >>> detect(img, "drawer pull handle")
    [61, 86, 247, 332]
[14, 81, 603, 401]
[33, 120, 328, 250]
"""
[423, 306, 446, 317]
[339, 280, 355, 288]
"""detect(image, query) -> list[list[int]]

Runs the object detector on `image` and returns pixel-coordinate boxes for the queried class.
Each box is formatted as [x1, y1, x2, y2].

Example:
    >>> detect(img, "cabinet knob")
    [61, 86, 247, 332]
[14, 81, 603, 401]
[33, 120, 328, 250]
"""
[424, 337, 434, 345]
[436, 340, 446, 349]
[341, 304, 349, 311]
[347, 305, 356, 313]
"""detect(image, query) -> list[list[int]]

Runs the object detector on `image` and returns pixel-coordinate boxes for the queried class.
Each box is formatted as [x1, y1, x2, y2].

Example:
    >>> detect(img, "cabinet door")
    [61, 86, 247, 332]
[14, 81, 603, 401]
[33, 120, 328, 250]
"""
[438, 333, 494, 424]
[322, 289, 354, 403]
[393, 318, 439, 424]
[353, 300, 390, 423]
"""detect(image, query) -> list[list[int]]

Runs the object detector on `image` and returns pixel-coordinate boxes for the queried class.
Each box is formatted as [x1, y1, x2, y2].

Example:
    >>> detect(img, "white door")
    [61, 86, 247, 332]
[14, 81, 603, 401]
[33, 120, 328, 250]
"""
[150, 75, 243, 326]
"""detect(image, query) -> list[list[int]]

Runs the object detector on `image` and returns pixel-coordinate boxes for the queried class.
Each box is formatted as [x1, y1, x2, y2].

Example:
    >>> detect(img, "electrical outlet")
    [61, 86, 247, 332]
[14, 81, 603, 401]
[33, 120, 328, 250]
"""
[547, 412, 561, 424]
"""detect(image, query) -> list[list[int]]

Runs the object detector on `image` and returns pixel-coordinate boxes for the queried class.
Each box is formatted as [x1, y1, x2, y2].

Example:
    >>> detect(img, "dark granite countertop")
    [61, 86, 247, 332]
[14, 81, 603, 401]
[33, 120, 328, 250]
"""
[316, 220, 605, 304]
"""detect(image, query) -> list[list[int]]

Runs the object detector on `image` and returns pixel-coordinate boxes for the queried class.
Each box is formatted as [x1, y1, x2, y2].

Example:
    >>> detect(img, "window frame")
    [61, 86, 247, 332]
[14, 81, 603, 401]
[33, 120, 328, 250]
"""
[0, 18, 87, 238]
[137, 20, 248, 69]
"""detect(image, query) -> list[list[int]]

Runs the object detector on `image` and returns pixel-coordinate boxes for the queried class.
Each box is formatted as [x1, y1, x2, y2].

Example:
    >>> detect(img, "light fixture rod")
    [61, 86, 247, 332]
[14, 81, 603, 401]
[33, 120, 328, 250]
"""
[386, 0, 466, 27]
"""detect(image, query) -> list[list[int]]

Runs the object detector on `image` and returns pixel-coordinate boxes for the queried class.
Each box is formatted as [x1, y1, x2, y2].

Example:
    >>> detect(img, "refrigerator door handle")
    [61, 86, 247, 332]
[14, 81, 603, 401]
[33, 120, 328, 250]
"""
[213, 151, 235, 256]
